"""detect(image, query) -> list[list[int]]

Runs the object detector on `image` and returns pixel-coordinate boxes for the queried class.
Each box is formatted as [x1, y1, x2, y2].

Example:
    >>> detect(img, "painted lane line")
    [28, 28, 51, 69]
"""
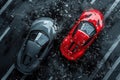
[88, 0, 120, 79]
[0, 27, 10, 42]
[0, 0, 13, 15]
[96, 0, 120, 74]
[104, 0, 120, 20]
[97, 35, 120, 69]
[103, 56, 120, 80]
[94, 0, 120, 79]
[89, 35, 120, 80]
[116, 73, 120, 80]
[90, 0, 96, 4]
[1, 64, 15, 80]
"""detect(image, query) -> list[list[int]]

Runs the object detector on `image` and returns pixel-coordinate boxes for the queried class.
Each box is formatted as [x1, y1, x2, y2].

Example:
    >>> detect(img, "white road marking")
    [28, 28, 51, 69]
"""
[0, 0, 13, 15]
[103, 56, 120, 80]
[95, 0, 120, 77]
[89, 35, 120, 80]
[90, 0, 96, 4]
[1, 64, 15, 80]
[0, 27, 10, 42]
[116, 73, 120, 80]
[92, 0, 120, 79]
[104, 0, 120, 19]
[97, 35, 120, 69]
[88, 0, 120, 79]
[89, 0, 120, 78]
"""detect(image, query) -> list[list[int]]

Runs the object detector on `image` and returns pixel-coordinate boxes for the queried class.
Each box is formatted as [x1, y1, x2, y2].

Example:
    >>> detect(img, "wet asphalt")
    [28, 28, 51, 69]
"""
[0, 0, 120, 80]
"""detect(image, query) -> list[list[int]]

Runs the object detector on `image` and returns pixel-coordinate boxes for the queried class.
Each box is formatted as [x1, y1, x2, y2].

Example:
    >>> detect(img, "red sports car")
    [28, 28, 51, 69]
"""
[60, 9, 104, 61]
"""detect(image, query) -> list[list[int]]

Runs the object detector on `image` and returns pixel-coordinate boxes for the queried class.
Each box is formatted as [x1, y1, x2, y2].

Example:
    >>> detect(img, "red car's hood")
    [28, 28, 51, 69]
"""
[60, 30, 89, 60]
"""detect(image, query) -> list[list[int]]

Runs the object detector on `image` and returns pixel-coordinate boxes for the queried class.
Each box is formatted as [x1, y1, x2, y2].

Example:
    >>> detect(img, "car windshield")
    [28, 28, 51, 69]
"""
[34, 32, 49, 46]
[29, 31, 49, 53]
[29, 31, 49, 47]
[78, 22, 96, 36]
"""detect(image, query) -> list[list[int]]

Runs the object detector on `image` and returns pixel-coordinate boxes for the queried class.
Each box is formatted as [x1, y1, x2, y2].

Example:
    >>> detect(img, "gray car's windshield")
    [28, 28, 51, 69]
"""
[29, 31, 49, 46]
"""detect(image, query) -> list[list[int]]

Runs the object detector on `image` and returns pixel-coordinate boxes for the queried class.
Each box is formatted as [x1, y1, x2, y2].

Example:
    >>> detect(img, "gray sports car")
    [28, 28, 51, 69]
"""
[16, 17, 57, 74]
